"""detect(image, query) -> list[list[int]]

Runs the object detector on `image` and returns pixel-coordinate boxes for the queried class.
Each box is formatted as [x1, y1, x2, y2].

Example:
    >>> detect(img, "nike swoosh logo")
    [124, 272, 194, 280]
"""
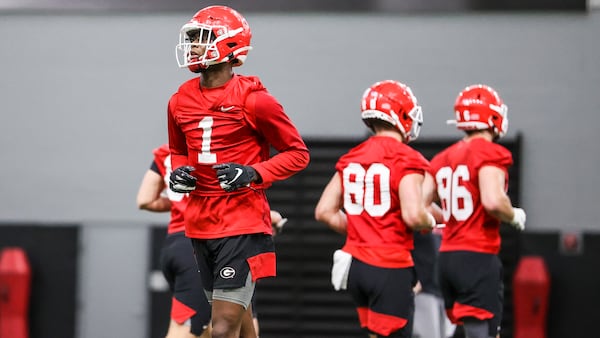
[220, 106, 235, 112]
[230, 168, 244, 183]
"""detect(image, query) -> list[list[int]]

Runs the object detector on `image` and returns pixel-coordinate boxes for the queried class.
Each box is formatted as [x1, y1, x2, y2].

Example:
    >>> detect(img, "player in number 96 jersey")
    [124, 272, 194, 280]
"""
[315, 80, 435, 338]
[424, 84, 527, 338]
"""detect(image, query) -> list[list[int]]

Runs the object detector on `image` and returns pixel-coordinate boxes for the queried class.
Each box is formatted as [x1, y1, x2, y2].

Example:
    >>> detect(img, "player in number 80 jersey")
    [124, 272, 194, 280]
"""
[315, 80, 436, 338]
[424, 84, 527, 338]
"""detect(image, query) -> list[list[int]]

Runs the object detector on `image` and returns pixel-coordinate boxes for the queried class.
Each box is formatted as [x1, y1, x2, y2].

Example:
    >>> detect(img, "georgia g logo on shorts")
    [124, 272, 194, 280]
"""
[220, 266, 236, 279]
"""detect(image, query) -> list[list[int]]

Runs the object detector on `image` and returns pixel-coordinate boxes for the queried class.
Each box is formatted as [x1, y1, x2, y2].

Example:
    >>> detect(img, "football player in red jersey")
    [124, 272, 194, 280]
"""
[138, 144, 291, 338]
[137, 144, 211, 338]
[167, 5, 309, 338]
[423, 85, 526, 338]
[315, 80, 436, 338]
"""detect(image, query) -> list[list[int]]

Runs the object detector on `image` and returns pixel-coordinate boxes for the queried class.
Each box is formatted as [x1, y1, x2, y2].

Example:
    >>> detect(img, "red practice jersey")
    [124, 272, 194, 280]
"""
[430, 138, 513, 254]
[153, 144, 187, 234]
[337, 136, 430, 268]
[167, 74, 309, 239]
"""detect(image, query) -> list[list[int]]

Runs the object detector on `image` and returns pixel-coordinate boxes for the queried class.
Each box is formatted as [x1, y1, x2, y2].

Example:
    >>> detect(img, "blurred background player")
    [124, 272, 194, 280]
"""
[167, 5, 309, 338]
[314, 80, 435, 338]
[423, 84, 526, 338]
[137, 143, 211, 338]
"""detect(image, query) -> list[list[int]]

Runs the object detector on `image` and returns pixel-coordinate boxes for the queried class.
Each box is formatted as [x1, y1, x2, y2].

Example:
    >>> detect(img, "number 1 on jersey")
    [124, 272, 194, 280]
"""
[197, 117, 217, 164]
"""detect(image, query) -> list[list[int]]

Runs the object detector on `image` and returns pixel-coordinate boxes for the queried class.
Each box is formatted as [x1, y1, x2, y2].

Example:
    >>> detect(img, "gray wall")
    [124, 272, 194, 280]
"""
[1, 11, 599, 338]
[1, 12, 598, 231]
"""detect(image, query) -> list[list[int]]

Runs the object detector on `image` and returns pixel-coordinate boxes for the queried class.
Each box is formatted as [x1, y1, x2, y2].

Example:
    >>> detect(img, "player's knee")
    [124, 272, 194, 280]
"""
[208, 325, 228, 338]
[210, 317, 239, 338]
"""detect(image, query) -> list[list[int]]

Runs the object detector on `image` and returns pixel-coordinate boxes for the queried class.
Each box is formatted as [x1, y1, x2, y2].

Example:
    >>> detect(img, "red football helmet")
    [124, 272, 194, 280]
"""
[360, 80, 423, 142]
[449, 84, 508, 138]
[175, 5, 252, 72]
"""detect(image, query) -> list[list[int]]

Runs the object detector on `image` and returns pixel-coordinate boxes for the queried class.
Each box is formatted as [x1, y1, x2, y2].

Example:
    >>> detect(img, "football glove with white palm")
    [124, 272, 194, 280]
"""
[213, 163, 257, 192]
[510, 207, 526, 231]
[169, 166, 197, 193]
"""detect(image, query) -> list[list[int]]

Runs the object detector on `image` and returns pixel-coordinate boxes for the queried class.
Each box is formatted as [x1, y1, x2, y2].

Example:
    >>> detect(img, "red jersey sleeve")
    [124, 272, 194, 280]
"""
[398, 149, 431, 176]
[167, 93, 189, 170]
[479, 142, 513, 169]
[390, 146, 431, 191]
[245, 90, 310, 185]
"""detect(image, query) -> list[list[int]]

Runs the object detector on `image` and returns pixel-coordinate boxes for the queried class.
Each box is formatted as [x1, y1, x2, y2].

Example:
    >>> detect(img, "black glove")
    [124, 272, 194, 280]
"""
[213, 163, 257, 192]
[169, 166, 197, 193]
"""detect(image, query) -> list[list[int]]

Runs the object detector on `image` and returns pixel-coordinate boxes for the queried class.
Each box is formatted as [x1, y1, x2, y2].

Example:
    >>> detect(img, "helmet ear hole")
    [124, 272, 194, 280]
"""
[227, 42, 237, 48]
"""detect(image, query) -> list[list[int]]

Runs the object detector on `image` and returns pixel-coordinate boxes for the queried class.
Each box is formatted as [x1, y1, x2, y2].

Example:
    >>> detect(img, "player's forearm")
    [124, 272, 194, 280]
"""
[400, 174, 434, 231]
[137, 170, 169, 211]
[421, 171, 438, 206]
[404, 209, 435, 231]
[483, 193, 515, 223]
[316, 210, 347, 235]
[139, 197, 172, 212]
[253, 148, 310, 184]
[479, 165, 516, 223]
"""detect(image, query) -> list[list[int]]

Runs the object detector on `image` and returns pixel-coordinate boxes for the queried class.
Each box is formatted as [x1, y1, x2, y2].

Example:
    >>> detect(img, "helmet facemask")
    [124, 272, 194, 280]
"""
[489, 103, 508, 138]
[176, 23, 244, 70]
[405, 105, 423, 142]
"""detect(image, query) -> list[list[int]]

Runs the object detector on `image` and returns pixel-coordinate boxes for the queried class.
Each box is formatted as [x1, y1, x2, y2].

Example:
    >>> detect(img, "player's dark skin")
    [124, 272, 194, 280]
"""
[190, 34, 234, 88]
[188, 34, 257, 338]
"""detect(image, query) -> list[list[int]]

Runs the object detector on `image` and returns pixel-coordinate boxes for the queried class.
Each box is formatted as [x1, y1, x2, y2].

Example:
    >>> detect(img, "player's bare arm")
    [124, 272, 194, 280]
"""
[314, 173, 347, 235]
[399, 173, 435, 231]
[479, 165, 526, 230]
[479, 165, 516, 222]
[137, 169, 171, 212]
[422, 171, 444, 224]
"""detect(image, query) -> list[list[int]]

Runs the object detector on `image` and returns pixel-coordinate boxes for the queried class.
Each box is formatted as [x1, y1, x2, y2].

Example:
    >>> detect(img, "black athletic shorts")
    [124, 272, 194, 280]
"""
[438, 250, 503, 336]
[347, 258, 417, 337]
[191, 233, 276, 291]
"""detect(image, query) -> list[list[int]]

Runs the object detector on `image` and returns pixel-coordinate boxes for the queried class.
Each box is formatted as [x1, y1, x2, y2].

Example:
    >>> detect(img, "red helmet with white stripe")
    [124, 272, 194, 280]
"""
[360, 80, 423, 143]
[176, 5, 252, 72]
[449, 84, 508, 138]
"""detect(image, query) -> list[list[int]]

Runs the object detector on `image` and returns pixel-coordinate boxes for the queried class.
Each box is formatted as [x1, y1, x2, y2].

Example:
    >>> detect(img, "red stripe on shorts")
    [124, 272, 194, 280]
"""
[367, 308, 409, 336]
[452, 302, 494, 322]
[247, 252, 276, 281]
[171, 297, 196, 324]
